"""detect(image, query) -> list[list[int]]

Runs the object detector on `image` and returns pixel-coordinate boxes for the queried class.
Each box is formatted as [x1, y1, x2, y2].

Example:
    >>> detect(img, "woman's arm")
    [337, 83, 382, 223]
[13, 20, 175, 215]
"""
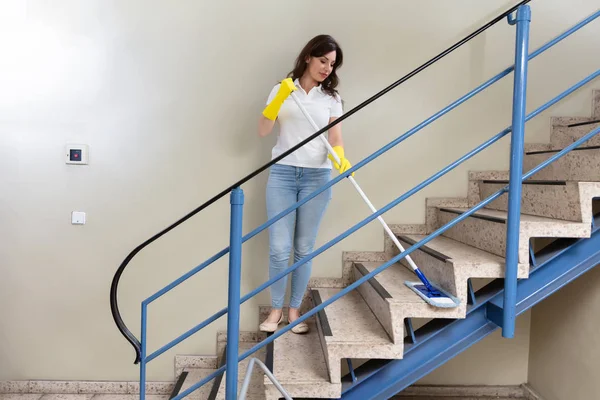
[258, 115, 276, 137]
[327, 117, 343, 147]
[259, 79, 296, 137]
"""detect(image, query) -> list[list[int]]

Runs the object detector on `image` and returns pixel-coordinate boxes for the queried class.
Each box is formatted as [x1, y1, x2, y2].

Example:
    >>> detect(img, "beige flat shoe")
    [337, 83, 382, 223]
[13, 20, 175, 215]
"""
[290, 320, 309, 334]
[259, 313, 284, 333]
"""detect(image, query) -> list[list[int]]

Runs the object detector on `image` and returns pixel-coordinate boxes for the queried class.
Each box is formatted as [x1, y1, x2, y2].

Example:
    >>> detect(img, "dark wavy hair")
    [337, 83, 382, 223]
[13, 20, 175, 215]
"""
[287, 34, 343, 98]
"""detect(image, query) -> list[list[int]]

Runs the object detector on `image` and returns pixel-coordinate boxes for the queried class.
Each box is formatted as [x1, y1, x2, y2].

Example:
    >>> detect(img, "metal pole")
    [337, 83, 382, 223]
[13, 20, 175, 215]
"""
[140, 303, 147, 400]
[504, 4, 531, 339]
[225, 188, 244, 399]
[239, 358, 293, 400]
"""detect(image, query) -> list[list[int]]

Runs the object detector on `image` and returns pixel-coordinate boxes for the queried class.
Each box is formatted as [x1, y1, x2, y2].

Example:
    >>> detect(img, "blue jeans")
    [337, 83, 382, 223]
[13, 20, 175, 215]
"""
[266, 164, 332, 309]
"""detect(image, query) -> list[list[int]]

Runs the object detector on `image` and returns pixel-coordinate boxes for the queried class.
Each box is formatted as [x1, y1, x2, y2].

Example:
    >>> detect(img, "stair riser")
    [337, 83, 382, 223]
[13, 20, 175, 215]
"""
[359, 254, 467, 320]
[325, 343, 403, 383]
[266, 319, 341, 399]
[550, 122, 600, 149]
[437, 210, 524, 262]
[265, 383, 341, 400]
[314, 287, 405, 386]
[390, 239, 458, 298]
[353, 266, 398, 343]
[477, 182, 582, 222]
[524, 149, 600, 181]
[438, 209, 590, 264]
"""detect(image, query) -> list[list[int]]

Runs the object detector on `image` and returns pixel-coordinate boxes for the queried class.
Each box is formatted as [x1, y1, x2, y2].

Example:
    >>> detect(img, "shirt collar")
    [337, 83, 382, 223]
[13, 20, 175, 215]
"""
[294, 78, 323, 94]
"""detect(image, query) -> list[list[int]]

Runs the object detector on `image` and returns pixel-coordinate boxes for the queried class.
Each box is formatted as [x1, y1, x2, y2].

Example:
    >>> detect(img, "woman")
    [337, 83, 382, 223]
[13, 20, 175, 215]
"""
[257, 34, 352, 334]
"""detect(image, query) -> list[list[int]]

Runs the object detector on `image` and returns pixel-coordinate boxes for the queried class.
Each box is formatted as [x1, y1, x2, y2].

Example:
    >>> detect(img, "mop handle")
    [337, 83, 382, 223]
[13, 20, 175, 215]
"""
[289, 91, 420, 272]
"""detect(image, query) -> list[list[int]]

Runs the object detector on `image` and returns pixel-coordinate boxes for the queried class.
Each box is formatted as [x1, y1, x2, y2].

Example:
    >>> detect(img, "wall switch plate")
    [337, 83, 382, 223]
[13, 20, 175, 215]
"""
[71, 211, 86, 225]
[66, 144, 89, 165]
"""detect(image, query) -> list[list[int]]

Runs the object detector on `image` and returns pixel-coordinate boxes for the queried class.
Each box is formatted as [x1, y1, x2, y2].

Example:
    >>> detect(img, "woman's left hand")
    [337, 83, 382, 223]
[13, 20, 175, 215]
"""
[329, 146, 354, 176]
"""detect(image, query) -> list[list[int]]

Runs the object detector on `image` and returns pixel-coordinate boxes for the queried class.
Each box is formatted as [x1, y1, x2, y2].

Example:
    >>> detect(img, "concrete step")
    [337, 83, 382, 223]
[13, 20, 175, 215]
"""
[435, 207, 589, 263]
[179, 367, 218, 400]
[264, 322, 340, 400]
[550, 116, 600, 149]
[312, 288, 401, 384]
[523, 146, 600, 181]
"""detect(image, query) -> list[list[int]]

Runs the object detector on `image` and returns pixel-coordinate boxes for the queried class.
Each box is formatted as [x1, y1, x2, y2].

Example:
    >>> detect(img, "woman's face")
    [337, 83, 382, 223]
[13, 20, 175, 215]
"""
[305, 50, 336, 83]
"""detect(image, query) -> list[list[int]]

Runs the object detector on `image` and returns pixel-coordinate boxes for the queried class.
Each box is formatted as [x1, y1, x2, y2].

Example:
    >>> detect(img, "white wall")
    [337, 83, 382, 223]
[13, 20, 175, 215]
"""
[1, 0, 599, 382]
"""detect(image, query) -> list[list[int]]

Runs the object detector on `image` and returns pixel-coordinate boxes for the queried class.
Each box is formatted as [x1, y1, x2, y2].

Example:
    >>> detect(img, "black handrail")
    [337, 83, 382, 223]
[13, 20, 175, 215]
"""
[110, 0, 531, 364]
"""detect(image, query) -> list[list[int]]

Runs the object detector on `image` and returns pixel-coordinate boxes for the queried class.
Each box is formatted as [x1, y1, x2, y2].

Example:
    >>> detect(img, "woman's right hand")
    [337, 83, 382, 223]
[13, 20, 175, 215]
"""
[258, 78, 297, 137]
[263, 78, 296, 120]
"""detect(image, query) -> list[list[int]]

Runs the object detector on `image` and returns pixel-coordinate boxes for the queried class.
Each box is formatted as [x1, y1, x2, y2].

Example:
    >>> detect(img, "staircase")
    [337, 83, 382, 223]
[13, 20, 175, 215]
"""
[110, 3, 600, 400]
[169, 94, 600, 400]
[259, 98, 600, 400]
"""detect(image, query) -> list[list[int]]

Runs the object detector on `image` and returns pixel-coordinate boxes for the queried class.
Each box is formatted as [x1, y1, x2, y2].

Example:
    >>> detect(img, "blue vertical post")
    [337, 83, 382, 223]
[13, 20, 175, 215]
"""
[226, 188, 244, 400]
[140, 302, 148, 400]
[504, 5, 531, 339]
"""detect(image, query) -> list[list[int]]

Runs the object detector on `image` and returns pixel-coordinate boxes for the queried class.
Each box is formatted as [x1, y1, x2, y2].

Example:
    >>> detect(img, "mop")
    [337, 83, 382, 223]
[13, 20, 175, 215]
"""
[287, 82, 459, 308]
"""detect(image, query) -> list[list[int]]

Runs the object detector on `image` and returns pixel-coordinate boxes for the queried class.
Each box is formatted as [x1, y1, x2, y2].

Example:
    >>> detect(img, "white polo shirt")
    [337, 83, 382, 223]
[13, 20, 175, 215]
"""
[266, 78, 343, 169]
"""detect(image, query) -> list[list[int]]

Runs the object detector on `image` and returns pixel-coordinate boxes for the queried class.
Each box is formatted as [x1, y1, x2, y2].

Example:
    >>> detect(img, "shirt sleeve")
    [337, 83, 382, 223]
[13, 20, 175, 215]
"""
[266, 84, 280, 105]
[331, 93, 343, 118]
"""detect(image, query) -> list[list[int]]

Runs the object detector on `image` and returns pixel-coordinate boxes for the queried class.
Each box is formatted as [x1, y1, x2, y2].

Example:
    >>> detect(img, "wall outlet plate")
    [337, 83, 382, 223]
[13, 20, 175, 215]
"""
[71, 211, 86, 225]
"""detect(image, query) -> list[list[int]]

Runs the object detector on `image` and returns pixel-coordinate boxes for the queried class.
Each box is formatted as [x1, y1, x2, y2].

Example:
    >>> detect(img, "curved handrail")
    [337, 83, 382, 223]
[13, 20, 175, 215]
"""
[111, 0, 531, 363]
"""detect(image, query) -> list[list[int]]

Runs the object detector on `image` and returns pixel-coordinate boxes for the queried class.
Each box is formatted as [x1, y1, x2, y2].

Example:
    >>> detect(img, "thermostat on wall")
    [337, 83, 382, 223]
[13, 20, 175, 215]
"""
[65, 144, 89, 165]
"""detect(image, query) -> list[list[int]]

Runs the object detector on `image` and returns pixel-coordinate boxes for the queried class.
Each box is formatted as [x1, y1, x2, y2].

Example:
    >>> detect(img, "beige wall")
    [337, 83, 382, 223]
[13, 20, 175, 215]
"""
[419, 312, 531, 385]
[1, 0, 599, 383]
[528, 266, 600, 400]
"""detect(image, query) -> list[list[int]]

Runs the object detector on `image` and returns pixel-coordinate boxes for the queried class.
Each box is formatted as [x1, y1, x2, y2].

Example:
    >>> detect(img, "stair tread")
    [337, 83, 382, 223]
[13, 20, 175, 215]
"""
[180, 367, 217, 399]
[316, 288, 391, 344]
[399, 234, 506, 266]
[471, 170, 599, 182]
[269, 322, 331, 385]
[359, 262, 432, 304]
[440, 206, 582, 224]
[528, 144, 600, 154]
[481, 179, 568, 184]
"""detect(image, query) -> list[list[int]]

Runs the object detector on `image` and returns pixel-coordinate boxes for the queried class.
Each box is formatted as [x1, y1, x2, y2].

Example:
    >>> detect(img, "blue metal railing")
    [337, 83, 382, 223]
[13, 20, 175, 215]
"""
[128, 5, 600, 400]
[111, 1, 535, 363]
[504, 5, 531, 339]
[169, 67, 600, 400]
[226, 188, 244, 396]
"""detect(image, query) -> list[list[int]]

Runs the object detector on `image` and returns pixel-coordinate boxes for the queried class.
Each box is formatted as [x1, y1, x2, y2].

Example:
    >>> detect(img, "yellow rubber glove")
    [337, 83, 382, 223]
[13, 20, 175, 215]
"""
[328, 146, 354, 176]
[262, 78, 297, 120]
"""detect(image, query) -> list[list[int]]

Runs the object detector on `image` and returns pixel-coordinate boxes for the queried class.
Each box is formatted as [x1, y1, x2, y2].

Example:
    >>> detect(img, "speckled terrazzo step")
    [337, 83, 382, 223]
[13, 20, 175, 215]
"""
[475, 180, 600, 223]
[264, 322, 340, 400]
[311, 288, 402, 384]
[356, 232, 528, 342]
[178, 368, 218, 400]
[550, 120, 600, 149]
[476, 180, 582, 221]
[436, 207, 590, 264]
[523, 146, 600, 181]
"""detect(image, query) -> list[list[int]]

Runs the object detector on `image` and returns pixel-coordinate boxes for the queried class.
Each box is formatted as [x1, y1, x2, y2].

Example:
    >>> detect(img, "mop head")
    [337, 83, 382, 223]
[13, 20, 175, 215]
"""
[405, 281, 460, 308]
